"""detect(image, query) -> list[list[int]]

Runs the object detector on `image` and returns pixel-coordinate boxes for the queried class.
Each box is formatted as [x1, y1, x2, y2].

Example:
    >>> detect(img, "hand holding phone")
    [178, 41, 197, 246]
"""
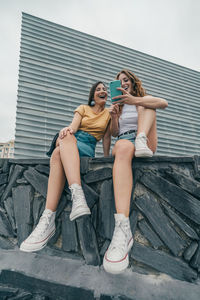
[109, 80, 122, 103]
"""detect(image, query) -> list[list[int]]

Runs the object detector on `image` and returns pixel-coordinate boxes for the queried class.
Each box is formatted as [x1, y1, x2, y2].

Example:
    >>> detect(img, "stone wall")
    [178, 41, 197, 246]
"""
[0, 156, 200, 288]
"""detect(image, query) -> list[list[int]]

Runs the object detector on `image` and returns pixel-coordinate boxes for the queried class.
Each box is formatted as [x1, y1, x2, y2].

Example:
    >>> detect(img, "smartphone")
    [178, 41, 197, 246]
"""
[109, 80, 122, 103]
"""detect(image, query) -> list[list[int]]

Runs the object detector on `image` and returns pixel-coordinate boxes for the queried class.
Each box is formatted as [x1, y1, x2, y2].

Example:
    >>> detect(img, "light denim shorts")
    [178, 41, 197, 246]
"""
[117, 130, 137, 145]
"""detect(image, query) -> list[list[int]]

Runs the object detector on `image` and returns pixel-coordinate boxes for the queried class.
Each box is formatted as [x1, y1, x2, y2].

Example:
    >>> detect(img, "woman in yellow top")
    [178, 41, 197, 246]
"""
[20, 81, 111, 252]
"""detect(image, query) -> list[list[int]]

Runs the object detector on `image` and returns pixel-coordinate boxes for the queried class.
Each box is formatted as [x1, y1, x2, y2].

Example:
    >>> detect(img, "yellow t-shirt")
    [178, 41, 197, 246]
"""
[74, 105, 110, 141]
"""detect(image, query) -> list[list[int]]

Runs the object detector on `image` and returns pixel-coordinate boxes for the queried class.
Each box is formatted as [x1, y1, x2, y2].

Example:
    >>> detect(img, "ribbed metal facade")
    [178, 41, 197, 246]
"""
[14, 12, 200, 158]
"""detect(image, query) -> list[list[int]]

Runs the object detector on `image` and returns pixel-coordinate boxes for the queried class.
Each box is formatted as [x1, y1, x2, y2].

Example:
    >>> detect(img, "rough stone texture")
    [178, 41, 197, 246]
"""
[84, 168, 112, 183]
[162, 203, 199, 240]
[135, 194, 186, 256]
[80, 157, 90, 174]
[190, 241, 200, 271]
[139, 171, 200, 225]
[0, 173, 8, 186]
[1, 269, 95, 300]
[98, 180, 115, 240]
[0, 209, 14, 237]
[2, 159, 10, 173]
[12, 185, 34, 245]
[0, 236, 15, 249]
[1, 165, 24, 202]
[35, 164, 50, 176]
[129, 209, 138, 237]
[24, 167, 48, 198]
[76, 215, 100, 266]
[8, 163, 15, 182]
[3, 196, 16, 234]
[183, 241, 199, 262]
[138, 219, 163, 249]
[0, 184, 6, 199]
[0, 156, 200, 294]
[165, 168, 200, 199]
[32, 195, 45, 226]
[131, 242, 197, 282]
[82, 180, 99, 209]
[62, 211, 79, 252]
[16, 177, 28, 184]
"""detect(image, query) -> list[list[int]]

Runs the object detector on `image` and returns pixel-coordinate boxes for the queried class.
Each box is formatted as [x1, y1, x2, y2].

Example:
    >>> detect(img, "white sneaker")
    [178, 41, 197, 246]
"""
[135, 132, 153, 157]
[69, 183, 91, 221]
[20, 209, 56, 252]
[103, 214, 133, 274]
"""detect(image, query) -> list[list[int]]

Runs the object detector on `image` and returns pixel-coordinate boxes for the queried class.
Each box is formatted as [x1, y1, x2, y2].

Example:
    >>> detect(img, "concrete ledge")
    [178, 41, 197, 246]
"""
[0, 249, 200, 300]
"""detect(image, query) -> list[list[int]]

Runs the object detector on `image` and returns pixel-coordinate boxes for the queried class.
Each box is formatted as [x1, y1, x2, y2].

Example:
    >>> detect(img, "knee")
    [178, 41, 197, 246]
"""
[59, 133, 76, 145]
[114, 141, 134, 160]
[138, 106, 156, 118]
[50, 147, 61, 166]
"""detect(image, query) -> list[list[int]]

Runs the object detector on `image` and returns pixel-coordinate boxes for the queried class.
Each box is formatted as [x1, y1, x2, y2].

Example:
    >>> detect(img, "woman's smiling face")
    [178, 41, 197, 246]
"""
[118, 73, 133, 94]
[93, 83, 108, 105]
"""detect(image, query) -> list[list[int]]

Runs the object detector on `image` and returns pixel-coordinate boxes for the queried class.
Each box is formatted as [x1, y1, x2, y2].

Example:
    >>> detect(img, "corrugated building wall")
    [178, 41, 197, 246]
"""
[14, 12, 200, 158]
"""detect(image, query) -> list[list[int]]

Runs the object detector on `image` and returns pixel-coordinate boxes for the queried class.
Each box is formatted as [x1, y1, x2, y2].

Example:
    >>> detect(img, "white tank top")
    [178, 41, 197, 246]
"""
[118, 104, 138, 135]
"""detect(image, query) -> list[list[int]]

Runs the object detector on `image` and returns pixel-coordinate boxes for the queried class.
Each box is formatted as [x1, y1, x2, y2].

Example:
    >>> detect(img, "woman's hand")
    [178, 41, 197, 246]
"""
[59, 126, 73, 139]
[108, 104, 120, 118]
[112, 88, 168, 109]
[112, 88, 136, 105]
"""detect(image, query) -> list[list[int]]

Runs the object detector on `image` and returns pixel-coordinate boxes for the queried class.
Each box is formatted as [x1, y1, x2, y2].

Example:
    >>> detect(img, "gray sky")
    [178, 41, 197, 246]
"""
[0, 0, 199, 142]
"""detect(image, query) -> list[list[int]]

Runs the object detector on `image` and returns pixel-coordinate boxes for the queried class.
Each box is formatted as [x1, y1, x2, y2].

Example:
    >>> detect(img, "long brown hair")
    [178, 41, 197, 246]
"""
[116, 69, 146, 97]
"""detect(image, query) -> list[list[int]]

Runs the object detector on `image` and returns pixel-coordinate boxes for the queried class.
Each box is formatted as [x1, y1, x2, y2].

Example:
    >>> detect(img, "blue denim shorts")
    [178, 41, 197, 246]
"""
[117, 130, 137, 145]
[46, 130, 97, 158]
[75, 130, 97, 157]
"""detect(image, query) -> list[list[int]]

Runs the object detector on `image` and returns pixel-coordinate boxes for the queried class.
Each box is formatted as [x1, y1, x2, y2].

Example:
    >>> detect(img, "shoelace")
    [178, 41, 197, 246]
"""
[138, 134, 150, 145]
[69, 186, 85, 205]
[31, 213, 51, 238]
[110, 221, 128, 254]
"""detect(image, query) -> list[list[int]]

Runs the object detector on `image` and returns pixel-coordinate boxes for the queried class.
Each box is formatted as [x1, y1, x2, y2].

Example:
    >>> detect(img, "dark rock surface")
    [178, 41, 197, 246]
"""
[190, 241, 200, 271]
[135, 194, 186, 256]
[1, 156, 200, 299]
[62, 211, 79, 252]
[84, 167, 112, 183]
[12, 184, 34, 245]
[0, 209, 14, 238]
[183, 241, 198, 262]
[1, 164, 24, 202]
[98, 179, 115, 240]
[162, 203, 199, 240]
[24, 167, 48, 198]
[131, 242, 197, 282]
[139, 171, 200, 225]
[138, 219, 163, 249]
[76, 215, 100, 266]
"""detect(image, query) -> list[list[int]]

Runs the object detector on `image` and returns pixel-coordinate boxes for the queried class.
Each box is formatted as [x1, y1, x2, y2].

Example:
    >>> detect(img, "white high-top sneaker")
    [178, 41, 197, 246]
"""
[103, 214, 133, 274]
[69, 183, 91, 221]
[135, 132, 153, 157]
[20, 209, 56, 252]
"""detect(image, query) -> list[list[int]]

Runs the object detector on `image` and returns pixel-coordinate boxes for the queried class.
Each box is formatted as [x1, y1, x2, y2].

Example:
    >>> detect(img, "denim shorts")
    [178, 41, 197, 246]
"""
[117, 130, 137, 145]
[75, 130, 97, 157]
[46, 130, 97, 158]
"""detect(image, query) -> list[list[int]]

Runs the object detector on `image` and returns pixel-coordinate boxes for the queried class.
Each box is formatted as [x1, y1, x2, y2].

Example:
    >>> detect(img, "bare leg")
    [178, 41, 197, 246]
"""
[137, 107, 156, 136]
[137, 106, 158, 153]
[112, 140, 135, 217]
[45, 146, 66, 211]
[59, 132, 81, 186]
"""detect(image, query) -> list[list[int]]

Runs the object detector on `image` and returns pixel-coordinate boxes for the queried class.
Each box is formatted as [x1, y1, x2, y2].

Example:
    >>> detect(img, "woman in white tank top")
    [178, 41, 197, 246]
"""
[103, 69, 168, 275]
